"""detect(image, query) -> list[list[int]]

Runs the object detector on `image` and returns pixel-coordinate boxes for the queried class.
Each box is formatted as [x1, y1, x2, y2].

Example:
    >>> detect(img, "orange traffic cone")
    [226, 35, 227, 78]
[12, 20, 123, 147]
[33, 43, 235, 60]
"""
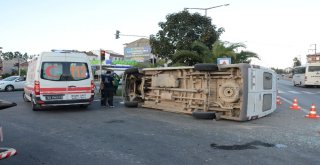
[290, 98, 301, 110]
[305, 104, 320, 118]
[276, 96, 282, 105]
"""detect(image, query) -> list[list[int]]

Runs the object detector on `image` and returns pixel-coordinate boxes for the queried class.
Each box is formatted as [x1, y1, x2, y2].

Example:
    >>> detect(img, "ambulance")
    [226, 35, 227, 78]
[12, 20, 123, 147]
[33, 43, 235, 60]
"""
[23, 50, 95, 111]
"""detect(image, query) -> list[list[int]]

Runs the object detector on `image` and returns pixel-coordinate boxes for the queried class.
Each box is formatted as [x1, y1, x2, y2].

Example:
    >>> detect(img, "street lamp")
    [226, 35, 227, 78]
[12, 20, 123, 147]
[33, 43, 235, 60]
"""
[184, 4, 230, 16]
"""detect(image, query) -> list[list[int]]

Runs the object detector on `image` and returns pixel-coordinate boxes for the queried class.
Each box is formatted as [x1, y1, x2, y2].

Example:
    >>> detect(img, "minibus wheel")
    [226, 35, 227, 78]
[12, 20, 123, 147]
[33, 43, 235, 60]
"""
[192, 110, 215, 120]
[124, 101, 138, 108]
[194, 64, 219, 71]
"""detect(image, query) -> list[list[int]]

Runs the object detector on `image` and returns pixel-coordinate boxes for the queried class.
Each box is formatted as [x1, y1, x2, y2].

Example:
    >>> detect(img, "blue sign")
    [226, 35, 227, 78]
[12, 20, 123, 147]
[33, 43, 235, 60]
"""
[124, 46, 151, 56]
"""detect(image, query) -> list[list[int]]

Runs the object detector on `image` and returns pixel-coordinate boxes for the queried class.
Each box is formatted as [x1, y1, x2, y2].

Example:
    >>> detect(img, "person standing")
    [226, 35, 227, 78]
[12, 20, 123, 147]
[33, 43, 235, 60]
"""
[112, 73, 121, 95]
[101, 70, 114, 108]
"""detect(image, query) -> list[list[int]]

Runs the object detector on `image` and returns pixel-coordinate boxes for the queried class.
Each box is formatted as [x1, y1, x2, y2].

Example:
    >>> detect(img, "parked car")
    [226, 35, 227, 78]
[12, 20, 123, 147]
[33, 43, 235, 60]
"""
[0, 76, 26, 91]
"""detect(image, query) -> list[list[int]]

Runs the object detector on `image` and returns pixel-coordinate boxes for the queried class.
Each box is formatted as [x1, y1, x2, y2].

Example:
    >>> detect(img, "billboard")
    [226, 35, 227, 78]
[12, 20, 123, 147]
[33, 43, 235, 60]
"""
[124, 46, 152, 62]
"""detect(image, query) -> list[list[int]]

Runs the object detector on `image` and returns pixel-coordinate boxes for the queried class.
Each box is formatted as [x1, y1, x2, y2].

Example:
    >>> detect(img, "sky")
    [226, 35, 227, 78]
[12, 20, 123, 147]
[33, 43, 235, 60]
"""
[1, 0, 319, 69]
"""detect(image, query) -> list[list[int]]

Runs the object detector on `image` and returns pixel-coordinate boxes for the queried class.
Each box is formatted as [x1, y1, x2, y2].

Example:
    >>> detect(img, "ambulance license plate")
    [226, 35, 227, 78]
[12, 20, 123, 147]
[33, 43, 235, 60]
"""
[45, 95, 63, 100]
[71, 94, 86, 100]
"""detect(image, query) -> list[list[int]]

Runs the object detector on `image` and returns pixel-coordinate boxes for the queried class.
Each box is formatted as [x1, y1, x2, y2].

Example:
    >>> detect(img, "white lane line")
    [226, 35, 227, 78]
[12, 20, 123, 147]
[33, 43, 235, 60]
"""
[301, 91, 316, 94]
[279, 96, 308, 114]
[277, 90, 285, 93]
[287, 91, 300, 94]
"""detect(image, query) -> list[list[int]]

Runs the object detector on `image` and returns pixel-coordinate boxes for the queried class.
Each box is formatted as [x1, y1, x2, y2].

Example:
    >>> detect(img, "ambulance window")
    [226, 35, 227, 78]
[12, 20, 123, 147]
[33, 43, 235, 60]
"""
[41, 62, 63, 81]
[69, 62, 89, 81]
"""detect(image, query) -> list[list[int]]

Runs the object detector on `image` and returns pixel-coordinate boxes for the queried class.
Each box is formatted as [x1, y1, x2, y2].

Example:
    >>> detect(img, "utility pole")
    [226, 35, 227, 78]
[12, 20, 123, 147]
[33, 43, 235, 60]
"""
[310, 44, 317, 55]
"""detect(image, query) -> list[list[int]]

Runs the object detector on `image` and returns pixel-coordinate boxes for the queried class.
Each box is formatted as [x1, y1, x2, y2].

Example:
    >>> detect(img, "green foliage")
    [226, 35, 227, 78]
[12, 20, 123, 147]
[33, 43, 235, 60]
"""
[132, 62, 154, 68]
[150, 10, 224, 62]
[293, 57, 301, 67]
[1, 51, 29, 61]
[211, 41, 259, 64]
[171, 50, 203, 66]
[1, 73, 11, 79]
[20, 69, 27, 76]
[191, 41, 212, 63]
[211, 41, 239, 62]
[234, 50, 260, 63]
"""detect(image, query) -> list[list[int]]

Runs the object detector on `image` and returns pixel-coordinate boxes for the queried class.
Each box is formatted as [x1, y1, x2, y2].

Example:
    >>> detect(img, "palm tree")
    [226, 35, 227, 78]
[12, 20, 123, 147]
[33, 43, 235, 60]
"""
[171, 41, 212, 66]
[211, 41, 240, 62]
[234, 50, 260, 63]
[211, 41, 259, 64]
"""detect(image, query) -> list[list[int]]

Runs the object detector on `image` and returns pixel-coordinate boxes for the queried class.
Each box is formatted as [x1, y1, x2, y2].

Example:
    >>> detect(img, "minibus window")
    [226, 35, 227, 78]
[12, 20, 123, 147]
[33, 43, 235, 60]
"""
[263, 72, 273, 90]
[308, 66, 320, 72]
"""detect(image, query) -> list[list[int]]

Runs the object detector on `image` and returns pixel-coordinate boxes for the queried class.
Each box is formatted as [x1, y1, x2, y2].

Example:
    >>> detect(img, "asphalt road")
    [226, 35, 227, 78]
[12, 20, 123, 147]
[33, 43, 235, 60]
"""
[0, 84, 320, 165]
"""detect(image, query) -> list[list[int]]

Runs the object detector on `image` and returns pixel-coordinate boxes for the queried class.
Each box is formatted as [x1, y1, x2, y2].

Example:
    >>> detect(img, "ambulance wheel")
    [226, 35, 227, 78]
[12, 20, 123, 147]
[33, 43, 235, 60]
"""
[32, 98, 41, 111]
[124, 101, 138, 108]
[23, 92, 30, 102]
[194, 64, 219, 71]
[80, 104, 89, 108]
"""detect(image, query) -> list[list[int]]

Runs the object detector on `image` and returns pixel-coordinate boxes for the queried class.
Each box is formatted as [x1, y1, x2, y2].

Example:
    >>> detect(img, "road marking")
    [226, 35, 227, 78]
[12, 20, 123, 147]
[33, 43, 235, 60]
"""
[301, 91, 316, 94]
[287, 91, 300, 94]
[277, 90, 285, 93]
[279, 96, 308, 114]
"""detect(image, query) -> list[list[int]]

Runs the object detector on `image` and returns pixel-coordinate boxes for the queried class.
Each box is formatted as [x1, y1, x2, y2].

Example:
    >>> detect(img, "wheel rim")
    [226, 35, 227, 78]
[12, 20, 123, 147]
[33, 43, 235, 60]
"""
[6, 86, 13, 91]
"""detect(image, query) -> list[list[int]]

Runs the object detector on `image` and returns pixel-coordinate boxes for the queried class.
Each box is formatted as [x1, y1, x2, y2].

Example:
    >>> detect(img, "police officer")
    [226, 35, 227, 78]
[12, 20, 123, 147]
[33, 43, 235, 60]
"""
[100, 70, 114, 108]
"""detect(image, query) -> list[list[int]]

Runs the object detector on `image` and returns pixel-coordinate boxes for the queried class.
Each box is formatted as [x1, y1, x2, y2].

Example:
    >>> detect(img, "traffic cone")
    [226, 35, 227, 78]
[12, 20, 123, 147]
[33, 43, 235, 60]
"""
[290, 98, 301, 110]
[305, 104, 320, 118]
[276, 96, 282, 105]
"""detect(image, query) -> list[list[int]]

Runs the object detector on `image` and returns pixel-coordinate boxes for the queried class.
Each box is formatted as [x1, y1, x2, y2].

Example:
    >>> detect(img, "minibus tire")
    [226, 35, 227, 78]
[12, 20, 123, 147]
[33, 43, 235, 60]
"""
[124, 101, 138, 108]
[192, 111, 215, 120]
[194, 64, 218, 71]
[124, 68, 139, 74]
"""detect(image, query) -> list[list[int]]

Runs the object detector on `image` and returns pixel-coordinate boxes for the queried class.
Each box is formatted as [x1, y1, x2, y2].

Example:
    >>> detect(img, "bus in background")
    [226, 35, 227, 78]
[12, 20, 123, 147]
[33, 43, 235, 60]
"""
[292, 63, 320, 87]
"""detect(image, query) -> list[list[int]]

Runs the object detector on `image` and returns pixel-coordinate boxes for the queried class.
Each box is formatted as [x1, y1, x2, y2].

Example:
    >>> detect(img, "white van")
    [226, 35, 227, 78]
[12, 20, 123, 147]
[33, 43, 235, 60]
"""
[292, 63, 320, 87]
[23, 50, 95, 111]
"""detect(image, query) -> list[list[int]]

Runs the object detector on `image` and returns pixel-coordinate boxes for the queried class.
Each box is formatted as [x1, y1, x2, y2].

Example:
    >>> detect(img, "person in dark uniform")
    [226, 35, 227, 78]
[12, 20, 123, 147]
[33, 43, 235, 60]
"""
[100, 70, 114, 108]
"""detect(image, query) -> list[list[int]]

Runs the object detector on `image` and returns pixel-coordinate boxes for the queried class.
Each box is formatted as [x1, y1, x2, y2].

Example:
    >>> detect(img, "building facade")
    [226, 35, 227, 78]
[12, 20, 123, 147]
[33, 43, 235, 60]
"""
[306, 53, 320, 63]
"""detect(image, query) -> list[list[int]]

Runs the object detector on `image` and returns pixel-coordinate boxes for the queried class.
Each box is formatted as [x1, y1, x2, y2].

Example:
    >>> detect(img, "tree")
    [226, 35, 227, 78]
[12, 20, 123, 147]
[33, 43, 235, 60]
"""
[211, 41, 260, 64]
[171, 50, 203, 66]
[150, 10, 224, 62]
[234, 50, 260, 63]
[211, 41, 238, 62]
[1, 51, 29, 61]
[170, 41, 213, 66]
[293, 57, 301, 67]
[1, 52, 14, 60]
